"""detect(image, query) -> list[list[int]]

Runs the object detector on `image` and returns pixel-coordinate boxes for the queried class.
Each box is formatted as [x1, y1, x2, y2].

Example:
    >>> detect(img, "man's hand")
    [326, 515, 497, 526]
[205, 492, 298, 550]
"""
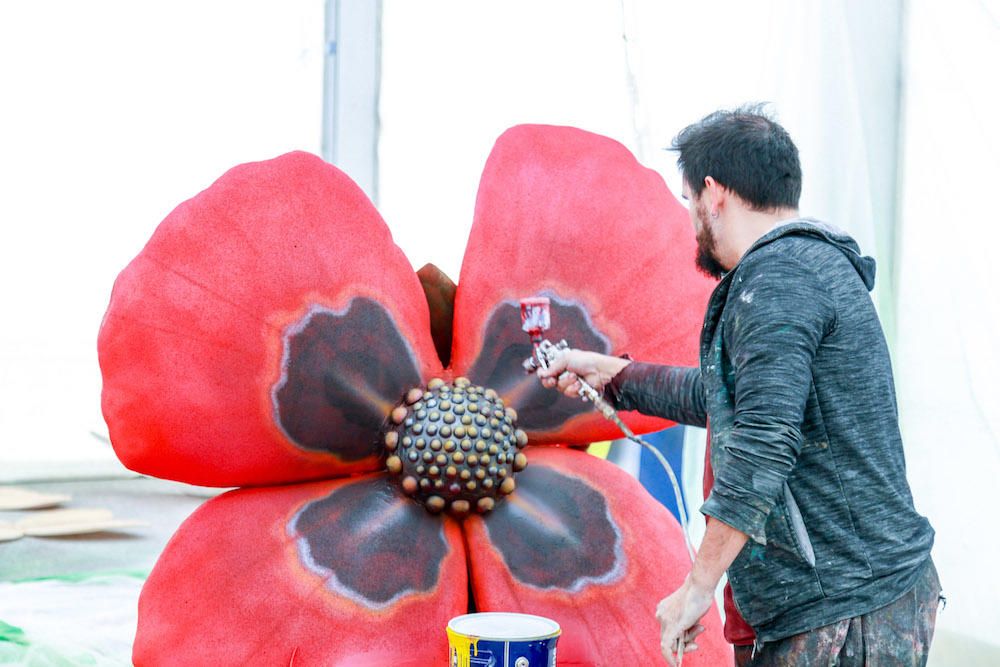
[535, 349, 631, 398]
[656, 577, 714, 666]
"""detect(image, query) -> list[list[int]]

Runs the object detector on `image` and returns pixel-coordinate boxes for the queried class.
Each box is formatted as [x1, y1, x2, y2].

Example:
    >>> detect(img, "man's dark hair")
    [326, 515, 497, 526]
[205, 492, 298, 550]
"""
[670, 104, 801, 211]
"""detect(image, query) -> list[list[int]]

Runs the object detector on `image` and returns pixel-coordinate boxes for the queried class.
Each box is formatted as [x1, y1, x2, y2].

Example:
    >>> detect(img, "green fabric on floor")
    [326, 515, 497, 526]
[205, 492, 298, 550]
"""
[0, 575, 144, 666]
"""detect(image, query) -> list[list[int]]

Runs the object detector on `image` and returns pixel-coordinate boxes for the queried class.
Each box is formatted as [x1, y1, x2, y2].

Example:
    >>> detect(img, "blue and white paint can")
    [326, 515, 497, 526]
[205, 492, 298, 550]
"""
[447, 612, 561, 667]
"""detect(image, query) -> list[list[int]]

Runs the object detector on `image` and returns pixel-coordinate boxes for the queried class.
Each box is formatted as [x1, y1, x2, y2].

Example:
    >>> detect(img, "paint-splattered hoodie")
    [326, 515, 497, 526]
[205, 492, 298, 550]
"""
[606, 219, 935, 643]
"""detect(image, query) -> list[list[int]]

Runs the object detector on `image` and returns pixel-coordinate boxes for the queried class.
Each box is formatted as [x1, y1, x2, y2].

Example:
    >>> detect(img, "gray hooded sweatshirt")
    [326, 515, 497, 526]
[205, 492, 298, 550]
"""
[606, 219, 934, 642]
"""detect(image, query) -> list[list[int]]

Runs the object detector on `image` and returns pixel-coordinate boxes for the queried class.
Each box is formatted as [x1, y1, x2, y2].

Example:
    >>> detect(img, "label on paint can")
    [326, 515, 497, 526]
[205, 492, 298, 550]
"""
[447, 612, 561, 667]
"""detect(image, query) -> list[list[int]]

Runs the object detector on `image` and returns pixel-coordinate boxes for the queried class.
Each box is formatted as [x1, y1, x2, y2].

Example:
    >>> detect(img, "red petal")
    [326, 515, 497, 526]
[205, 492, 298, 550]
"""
[452, 125, 714, 444]
[463, 447, 731, 666]
[99, 152, 442, 486]
[135, 476, 466, 666]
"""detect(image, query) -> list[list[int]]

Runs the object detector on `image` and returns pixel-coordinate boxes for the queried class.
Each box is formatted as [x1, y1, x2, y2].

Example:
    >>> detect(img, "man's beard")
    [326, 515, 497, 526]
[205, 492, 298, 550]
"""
[694, 202, 727, 279]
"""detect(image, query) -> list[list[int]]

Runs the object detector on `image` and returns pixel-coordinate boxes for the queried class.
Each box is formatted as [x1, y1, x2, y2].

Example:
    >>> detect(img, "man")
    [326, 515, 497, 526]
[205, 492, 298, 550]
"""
[538, 106, 939, 666]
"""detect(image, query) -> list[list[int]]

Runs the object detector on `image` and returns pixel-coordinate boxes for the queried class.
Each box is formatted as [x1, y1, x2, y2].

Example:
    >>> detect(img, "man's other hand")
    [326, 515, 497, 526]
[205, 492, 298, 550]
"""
[535, 349, 631, 398]
[656, 577, 714, 666]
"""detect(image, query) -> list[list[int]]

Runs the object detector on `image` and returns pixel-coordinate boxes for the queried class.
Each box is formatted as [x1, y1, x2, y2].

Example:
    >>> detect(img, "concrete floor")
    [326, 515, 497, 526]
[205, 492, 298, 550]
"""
[0, 477, 215, 665]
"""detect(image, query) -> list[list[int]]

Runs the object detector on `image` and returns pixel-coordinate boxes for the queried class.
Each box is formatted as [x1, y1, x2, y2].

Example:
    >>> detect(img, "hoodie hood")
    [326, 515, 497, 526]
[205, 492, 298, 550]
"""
[746, 218, 877, 291]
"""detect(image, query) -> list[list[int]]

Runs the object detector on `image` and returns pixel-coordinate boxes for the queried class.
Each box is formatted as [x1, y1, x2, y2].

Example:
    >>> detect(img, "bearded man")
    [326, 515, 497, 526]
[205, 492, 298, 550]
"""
[538, 106, 940, 667]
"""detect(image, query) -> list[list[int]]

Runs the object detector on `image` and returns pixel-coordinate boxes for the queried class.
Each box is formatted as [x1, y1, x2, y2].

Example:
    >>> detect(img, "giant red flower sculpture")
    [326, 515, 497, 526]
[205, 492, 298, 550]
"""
[99, 125, 730, 666]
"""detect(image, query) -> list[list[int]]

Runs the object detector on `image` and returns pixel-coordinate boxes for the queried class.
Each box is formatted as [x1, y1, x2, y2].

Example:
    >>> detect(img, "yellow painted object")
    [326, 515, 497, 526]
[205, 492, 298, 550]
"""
[446, 625, 480, 667]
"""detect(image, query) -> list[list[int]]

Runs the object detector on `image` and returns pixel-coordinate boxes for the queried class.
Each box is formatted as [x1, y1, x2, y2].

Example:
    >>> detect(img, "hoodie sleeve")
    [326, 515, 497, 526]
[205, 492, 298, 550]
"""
[604, 362, 707, 427]
[700, 250, 836, 541]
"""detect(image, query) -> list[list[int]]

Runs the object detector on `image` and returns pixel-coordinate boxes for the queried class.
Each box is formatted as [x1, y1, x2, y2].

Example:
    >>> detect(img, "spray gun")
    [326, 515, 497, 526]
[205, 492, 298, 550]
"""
[519, 296, 695, 562]
[520, 297, 641, 428]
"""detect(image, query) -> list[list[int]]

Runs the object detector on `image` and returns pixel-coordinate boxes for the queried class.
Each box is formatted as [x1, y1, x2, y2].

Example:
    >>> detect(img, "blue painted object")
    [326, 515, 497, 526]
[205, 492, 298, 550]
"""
[447, 612, 560, 667]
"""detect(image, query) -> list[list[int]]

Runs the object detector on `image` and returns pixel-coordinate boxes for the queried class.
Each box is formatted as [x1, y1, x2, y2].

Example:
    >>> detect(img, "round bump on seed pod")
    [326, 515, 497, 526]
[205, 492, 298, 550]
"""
[402, 476, 418, 494]
[488, 444, 498, 455]
[402, 436, 413, 447]
[505, 407, 518, 422]
[453, 451, 465, 464]
[454, 403, 466, 413]
[406, 388, 424, 405]
[412, 423, 424, 434]
[475, 469, 486, 480]
[439, 400, 451, 410]
[455, 377, 471, 388]
[460, 469, 472, 480]
[443, 413, 455, 424]
[515, 429, 528, 447]
[416, 409, 427, 420]
[468, 403, 479, 413]
[415, 438, 426, 450]
[483, 478, 495, 490]
[386, 456, 402, 474]
[435, 454, 448, 466]
[477, 497, 495, 513]
[430, 439, 442, 451]
[384, 431, 399, 451]
[498, 468, 508, 478]
[460, 439, 473, 451]
[407, 451, 419, 462]
[454, 426, 467, 438]
[484, 388, 499, 401]
[465, 480, 478, 491]
[419, 478, 431, 490]
[426, 495, 446, 513]
[499, 477, 517, 495]
[444, 440, 456, 452]
[391, 406, 409, 424]
[434, 479, 445, 489]
[450, 499, 471, 516]
[445, 466, 458, 478]
[428, 465, 440, 477]
[475, 440, 487, 452]
[429, 411, 440, 421]
[514, 452, 528, 471]
[422, 451, 433, 463]
[427, 378, 445, 390]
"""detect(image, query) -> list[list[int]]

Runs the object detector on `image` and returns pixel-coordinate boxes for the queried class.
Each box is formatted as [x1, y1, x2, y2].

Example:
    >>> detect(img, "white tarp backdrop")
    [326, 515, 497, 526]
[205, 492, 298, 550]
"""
[0, 0, 325, 477]
[1, 0, 997, 661]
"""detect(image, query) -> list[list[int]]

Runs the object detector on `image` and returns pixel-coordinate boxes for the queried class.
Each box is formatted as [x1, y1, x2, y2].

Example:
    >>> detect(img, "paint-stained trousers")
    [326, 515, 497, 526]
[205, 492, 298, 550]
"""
[734, 560, 942, 667]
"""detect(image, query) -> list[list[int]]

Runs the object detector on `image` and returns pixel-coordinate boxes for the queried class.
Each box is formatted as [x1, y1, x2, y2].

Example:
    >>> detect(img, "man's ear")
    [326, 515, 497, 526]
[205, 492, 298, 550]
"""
[702, 176, 726, 217]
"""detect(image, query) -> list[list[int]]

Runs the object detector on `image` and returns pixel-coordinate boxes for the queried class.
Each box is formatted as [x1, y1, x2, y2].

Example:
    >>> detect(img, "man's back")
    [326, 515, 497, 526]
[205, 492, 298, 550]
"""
[706, 221, 935, 640]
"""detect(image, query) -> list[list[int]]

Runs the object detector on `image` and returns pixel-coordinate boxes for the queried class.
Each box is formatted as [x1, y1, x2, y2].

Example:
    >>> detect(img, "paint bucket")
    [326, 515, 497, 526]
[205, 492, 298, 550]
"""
[446, 612, 561, 667]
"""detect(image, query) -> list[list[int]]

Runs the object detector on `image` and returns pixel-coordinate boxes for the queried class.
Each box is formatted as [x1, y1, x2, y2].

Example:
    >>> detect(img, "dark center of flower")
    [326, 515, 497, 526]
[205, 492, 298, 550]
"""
[381, 376, 528, 517]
